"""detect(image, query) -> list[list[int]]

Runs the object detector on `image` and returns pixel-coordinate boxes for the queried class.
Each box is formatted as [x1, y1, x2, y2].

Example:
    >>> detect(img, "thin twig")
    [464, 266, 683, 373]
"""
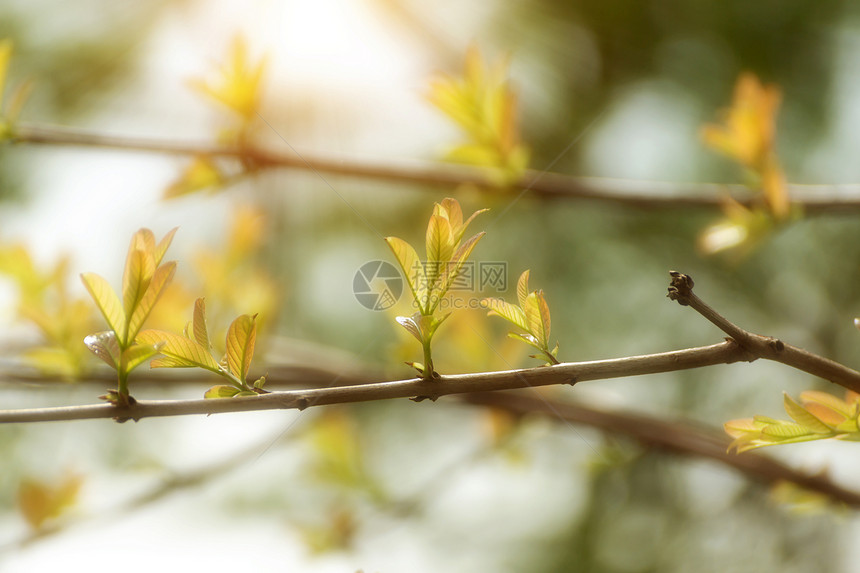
[0, 341, 748, 423]
[11, 123, 860, 212]
[461, 392, 860, 508]
[668, 271, 860, 393]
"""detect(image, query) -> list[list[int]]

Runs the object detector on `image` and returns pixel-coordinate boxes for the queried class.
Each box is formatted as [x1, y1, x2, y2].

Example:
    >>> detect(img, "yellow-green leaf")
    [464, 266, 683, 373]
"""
[204, 385, 241, 399]
[136, 329, 220, 371]
[189, 35, 267, 119]
[127, 261, 176, 343]
[508, 331, 542, 351]
[192, 297, 210, 350]
[385, 236, 426, 312]
[783, 393, 833, 434]
[437, 231, 485, 302]
[122, 342, 165, 373]
[153, 227, 178, 267]
[128, 228, 156, 259]
[81, 273, 126, 342]
[121, 248, 155, 323]
[459, 208, 488, 236]
[225, 314, 257, 381]
[800, 390, 855, 420]
[149, 356, 195, 368]
[523, 291, 547, 347]
[759, 420, 819, 440]
[517, 270, 530, 310]
[164, 157, 223, 199]
[537, 290, 551, 342]
[426, 213, 454, 266]
[437, 197, 463, 231]
[481, 298, 528, 331]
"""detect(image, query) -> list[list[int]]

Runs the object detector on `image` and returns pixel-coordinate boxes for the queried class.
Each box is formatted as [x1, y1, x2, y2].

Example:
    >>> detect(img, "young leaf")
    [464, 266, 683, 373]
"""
[799, 390, 857, 420]
[225, 314, 257, 381]
[516, 270, 529, 310]
[537, 290, 552, 343]
[508, 332, 542, 352]
[481, 298, 528, 332]
[164, 157, 223, 199]
[122, 249, 155, 322]
[384, 236, 426, 312]
[204, 385, 242, 399]
[127, 228, 156, 260]
[192, 297, 211, 350]
[121, 342, 165, 373]
[136, 329, 220, 371]
[189, 35, 267, 119]
[426, 214, 454, 267]
[782, 393, 833, 434]
[437, 197, 463, 231]
[436, 231, 485, 303]
[758, 421, 820, 441]
[126, 261, 176, 343]
[523, 292, 547, 347]
[153, 227, 179, 267]
[84, 331, 121, 370]
[396, 314, 424, 343]
[81, 273, 126, 342]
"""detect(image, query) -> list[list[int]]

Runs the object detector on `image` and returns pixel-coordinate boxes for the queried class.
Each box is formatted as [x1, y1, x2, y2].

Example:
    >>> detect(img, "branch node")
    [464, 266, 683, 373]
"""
[295, 396, 310, 411]
[724, 338, 757, 363]
[767, 338, 785, 353]
[410, 395, 438, 403]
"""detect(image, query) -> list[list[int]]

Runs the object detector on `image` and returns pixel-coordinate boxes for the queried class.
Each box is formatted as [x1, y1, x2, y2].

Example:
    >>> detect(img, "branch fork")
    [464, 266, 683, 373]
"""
[668, 270, 860, 393]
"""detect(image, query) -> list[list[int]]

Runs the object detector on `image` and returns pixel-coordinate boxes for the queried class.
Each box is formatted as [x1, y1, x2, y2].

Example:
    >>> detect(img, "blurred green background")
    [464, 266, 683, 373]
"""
[1, 0, 860, 571]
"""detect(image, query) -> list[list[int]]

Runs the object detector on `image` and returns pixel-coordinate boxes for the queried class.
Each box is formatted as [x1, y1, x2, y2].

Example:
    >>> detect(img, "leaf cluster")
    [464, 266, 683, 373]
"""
[170, 36, 268, 199]
[81, 227, 267, 402]
[725, 391, 860, 452]
[138, 298, 266, 398]
[385, 198, 485, 378]
[189, 35, 267, 121]
[0, 244, 97, 379]
[481, 270, 559, 365]
[428, 45, 530, 185]
[81, 229, 177, 403]
[699, 73, 794, 255]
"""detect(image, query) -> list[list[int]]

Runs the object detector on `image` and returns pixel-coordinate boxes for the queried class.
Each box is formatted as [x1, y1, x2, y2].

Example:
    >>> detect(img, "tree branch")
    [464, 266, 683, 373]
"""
[668, 271, 860, 393]
[0, 341, 748, 423]
[461, 392, 860, 508]
[10, 123, 860, 213]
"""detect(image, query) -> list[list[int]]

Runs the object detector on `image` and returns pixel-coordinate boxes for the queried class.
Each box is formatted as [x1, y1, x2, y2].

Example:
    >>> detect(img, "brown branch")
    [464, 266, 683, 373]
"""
[0, 341, 748, 423]
[668, 271, 860, 393]
[10, 123, 860, 213]
[461, 392, 860, 508]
